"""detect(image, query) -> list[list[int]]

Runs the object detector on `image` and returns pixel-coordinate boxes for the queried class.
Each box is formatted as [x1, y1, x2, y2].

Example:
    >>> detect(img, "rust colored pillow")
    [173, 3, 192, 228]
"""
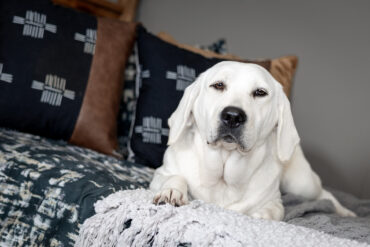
[157, 32, 298, 97]
[69, 18, 137, 157]
[0, 0, 136, 157]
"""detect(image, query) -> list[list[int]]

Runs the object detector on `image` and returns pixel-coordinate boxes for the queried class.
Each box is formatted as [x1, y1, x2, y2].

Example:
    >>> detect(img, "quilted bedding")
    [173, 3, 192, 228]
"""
[1, 127, 369, 246]
[0, 128, 153, 246]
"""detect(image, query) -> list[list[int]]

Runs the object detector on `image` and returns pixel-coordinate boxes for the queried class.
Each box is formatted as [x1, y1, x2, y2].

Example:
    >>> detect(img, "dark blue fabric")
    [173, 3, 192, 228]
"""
[130, 26, 226, 168]
[0, 0, 96, 140]
[0, 127, 153, 246]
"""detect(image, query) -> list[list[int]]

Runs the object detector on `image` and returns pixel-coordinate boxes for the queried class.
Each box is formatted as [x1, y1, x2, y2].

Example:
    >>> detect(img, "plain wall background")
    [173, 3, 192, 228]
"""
[136, 0, 370, 198]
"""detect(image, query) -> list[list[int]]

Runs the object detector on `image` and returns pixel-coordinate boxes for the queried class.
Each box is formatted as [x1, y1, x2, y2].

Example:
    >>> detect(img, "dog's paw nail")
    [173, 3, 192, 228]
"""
[153, 189, 187, 207]
[153, 197, 159, 205]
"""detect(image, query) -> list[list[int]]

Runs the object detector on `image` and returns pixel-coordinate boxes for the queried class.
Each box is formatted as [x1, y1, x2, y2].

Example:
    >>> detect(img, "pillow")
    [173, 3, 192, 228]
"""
[0, 0, 136, 157]
[117, 38, 230, 157]
[129, 25, 298, 168]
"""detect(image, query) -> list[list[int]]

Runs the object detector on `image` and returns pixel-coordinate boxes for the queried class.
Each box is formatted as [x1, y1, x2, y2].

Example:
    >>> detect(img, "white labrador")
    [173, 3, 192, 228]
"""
[150, 61, 355, 220]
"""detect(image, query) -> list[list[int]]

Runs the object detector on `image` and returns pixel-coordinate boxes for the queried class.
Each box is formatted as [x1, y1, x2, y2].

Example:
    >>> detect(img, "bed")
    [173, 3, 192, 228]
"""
[1, 127, 369, 246]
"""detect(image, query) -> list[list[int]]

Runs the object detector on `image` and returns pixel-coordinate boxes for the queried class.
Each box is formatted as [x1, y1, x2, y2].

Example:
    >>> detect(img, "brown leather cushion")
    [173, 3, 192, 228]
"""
[70, 18, 136, 157]
[157, 32, 298, 97]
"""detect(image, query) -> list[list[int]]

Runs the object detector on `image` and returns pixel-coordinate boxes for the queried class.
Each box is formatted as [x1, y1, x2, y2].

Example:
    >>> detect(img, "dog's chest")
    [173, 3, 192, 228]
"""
[202, 148, 258, 184]
[188, 149, 251, 206]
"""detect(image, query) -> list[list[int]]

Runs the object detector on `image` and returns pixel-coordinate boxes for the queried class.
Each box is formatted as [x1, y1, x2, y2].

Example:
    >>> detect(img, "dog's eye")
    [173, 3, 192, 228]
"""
[253, 88, 268, 97]
[211, 81, 226, 91]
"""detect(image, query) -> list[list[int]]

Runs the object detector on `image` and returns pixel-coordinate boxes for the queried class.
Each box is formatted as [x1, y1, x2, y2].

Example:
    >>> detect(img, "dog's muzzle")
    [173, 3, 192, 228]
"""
[214, 106, 247, 147]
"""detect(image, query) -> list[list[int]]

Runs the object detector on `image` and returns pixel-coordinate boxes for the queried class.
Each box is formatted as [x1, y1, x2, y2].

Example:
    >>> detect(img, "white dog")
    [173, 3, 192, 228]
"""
[150, 61, 355, 221]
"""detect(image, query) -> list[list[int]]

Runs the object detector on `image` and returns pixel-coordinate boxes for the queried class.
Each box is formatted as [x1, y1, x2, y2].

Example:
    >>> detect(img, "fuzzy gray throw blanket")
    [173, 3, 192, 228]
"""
[76, 189, 370, 247]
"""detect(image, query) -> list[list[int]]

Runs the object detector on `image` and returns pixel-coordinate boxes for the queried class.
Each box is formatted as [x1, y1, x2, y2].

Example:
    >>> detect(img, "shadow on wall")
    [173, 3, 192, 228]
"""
[302, 144, 355, 197]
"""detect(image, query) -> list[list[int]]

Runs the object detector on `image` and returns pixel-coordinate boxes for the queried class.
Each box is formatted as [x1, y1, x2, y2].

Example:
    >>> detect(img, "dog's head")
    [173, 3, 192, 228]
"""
[168, 61, 300, 162]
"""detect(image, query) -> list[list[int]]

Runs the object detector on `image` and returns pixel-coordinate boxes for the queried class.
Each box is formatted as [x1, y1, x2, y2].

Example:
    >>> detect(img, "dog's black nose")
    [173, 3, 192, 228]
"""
[221, 106, 247, 128]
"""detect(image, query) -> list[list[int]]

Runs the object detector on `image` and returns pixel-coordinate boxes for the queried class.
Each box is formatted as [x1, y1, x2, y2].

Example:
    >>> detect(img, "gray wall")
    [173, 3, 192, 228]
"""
[136, 0, 370, 198]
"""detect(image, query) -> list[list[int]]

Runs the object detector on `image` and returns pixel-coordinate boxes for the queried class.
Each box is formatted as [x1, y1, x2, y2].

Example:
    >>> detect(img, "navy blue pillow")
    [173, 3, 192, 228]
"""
[117, 38, 229, 158]
[129, 26, 230, 168]
[0, 0, 95, 139]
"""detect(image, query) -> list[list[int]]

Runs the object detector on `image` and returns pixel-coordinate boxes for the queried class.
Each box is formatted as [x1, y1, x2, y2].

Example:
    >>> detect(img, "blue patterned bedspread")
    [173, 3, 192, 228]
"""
[0, 128, 154, 246]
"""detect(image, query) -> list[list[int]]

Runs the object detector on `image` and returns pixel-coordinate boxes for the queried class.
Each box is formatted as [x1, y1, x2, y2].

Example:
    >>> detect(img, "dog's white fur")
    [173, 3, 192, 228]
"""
[150, 61, 355, 220]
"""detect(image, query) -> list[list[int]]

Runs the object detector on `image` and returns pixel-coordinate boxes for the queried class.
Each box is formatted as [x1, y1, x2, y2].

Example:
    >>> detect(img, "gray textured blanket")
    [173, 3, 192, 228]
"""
[283, 189, 370, 244]
[77, 189, 370, 247]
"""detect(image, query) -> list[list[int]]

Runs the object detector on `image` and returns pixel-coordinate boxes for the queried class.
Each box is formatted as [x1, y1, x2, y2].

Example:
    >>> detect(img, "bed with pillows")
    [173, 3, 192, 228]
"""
[0, 0, 369, 246]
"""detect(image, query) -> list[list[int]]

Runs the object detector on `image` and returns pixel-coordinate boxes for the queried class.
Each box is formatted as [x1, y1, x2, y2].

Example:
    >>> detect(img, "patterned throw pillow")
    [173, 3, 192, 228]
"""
[0, 0, 136, 156]
[117, 38, 229, 157]
[128, 25, 298, 168]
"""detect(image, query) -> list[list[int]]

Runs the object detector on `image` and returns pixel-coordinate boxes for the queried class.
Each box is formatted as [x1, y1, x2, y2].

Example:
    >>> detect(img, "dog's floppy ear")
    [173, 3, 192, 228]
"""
[167, 74, 202, 145]
[276, 89, 300, 163]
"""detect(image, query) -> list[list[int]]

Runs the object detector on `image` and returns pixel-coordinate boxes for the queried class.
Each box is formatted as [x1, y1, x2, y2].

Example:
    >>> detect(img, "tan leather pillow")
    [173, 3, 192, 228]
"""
[157, 32, 298, 96]
[69, 18, 136, 157]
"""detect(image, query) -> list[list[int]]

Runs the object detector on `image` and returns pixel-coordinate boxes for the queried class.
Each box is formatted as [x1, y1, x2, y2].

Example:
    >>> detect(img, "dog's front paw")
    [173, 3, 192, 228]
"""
[153, 188, 188, 207]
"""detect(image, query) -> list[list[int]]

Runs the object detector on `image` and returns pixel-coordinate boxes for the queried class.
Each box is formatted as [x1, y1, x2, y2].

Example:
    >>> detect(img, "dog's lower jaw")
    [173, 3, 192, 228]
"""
[220, 141, 240, 151]
[208, 139, 251, 155]
[208, 133, 246, 150]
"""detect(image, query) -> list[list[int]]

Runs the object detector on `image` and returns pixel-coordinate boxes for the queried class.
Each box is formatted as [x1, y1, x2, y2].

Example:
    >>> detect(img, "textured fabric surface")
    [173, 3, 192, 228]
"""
[0, 128, 153, 246]
[129, 25, 298, 168]
[0, 0, 136, 156]
[284, 190, 370, 244]
[1, 128, 369, 246]
[77, 189, 370, 247]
